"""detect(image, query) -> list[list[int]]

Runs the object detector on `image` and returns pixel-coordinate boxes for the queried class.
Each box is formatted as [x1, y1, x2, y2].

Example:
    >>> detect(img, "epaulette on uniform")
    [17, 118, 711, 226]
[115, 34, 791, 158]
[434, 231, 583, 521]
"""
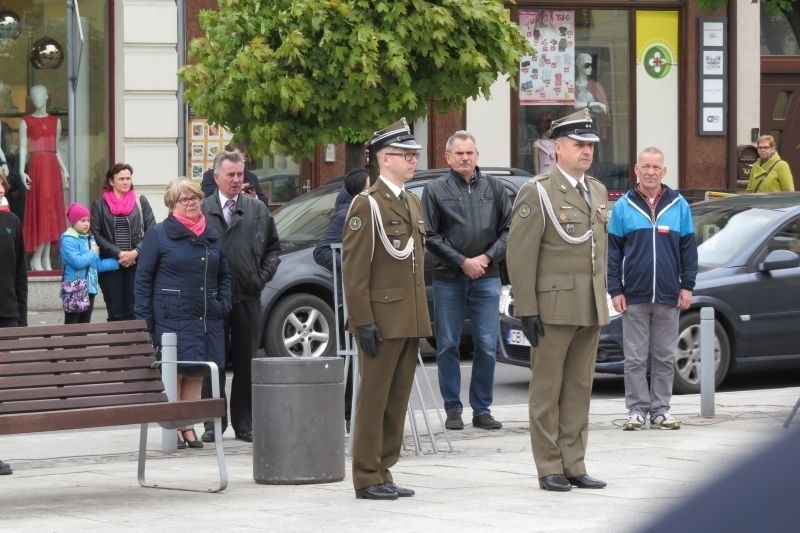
[587, 175, 601, 184]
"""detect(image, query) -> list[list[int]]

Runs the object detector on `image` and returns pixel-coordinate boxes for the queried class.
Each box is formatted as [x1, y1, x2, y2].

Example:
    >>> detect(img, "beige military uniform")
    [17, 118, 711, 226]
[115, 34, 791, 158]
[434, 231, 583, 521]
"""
[342, 177, 431, 490]
[507, 168, 609, 478]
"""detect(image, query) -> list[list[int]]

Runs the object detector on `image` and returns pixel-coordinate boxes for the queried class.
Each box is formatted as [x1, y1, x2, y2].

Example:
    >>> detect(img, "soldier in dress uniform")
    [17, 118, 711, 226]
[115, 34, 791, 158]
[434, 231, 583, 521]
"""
[342, 118, 431, 500]
[506, 109, 610, 492]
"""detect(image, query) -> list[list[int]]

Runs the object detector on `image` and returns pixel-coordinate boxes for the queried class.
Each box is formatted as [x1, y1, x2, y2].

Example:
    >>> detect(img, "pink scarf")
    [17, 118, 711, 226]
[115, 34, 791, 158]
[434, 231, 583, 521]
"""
[172, 212, 206, 237]
[103, 189, 136, 216]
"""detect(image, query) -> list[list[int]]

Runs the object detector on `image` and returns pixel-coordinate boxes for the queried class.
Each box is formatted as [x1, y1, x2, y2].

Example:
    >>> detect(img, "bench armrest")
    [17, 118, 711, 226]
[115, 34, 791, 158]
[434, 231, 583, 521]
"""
[151, 360, 222, 400]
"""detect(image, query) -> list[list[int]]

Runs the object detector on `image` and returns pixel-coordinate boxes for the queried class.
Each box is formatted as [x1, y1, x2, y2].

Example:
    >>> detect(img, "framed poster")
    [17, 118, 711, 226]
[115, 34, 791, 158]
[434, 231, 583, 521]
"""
[187, 118, 232, 179]
[702, 107, 724, 132]
[519, 9, 576, 105]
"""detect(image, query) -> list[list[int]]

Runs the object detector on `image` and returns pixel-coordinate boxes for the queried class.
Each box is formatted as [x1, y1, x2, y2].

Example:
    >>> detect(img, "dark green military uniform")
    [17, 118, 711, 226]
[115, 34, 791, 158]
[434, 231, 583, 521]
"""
[343, 177, 431, 490]
[507, 168, 610, 478]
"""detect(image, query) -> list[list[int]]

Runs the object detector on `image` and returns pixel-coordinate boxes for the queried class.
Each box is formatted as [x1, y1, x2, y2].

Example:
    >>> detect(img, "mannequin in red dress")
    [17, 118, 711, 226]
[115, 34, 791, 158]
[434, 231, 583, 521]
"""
[19, 85, 69, 271]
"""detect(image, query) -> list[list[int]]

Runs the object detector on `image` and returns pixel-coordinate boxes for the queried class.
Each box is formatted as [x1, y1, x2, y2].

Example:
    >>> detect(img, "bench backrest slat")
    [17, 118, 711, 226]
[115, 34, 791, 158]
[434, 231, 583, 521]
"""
[0, 344, 156, 364]
[0, 368, 164, 390]
[0, 392, 169, 414]
[0, 356, 158, 378]
[0, 380, 166, 402]
[0, 331, 152, 351]
[0, 320, 149, 340]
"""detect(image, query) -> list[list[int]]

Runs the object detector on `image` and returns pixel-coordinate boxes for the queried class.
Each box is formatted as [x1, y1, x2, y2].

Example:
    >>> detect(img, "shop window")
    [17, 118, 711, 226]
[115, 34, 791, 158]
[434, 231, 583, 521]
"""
[0, 0, 109, 271]
[772, 91, 792, 120]
[516, 9, 630, 192]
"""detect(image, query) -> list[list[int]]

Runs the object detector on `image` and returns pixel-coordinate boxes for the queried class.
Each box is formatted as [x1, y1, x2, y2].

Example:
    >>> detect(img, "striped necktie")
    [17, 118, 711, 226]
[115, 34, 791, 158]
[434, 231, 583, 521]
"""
[224, 198, 235, 224]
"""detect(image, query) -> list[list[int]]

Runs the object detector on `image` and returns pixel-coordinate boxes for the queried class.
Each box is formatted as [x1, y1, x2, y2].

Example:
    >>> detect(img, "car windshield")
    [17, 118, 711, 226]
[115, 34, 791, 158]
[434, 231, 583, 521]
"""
[693, 204, 783, 269]
[273, 184, 339, 247]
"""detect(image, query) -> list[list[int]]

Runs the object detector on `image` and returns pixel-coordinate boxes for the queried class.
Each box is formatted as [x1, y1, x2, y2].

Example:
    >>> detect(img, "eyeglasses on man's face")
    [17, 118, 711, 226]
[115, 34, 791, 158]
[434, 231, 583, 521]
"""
[385, 151, 420, 162]
[176, 195, 202, 206]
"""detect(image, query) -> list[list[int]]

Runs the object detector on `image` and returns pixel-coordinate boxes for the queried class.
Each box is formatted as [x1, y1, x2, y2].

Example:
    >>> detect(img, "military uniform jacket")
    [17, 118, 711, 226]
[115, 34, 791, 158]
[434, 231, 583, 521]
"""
[342, 178, 432, 339]
[507, 168, 610, 327]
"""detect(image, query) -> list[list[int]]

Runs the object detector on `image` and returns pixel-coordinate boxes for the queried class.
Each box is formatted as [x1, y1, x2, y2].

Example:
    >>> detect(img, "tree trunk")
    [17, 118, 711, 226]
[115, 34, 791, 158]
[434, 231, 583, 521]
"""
[345, 142, 366, 173]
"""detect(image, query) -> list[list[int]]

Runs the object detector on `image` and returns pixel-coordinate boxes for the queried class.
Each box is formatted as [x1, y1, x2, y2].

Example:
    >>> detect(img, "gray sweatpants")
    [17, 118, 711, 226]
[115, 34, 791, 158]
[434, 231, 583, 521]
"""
[622, 303, 679, 417]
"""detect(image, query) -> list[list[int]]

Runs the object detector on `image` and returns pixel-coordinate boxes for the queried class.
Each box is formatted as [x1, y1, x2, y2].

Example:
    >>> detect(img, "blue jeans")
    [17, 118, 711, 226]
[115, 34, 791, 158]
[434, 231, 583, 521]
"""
[433, 276, 501, 416]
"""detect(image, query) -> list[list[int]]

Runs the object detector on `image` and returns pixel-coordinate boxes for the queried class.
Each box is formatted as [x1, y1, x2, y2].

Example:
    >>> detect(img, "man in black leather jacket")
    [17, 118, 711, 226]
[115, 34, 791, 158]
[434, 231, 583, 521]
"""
[421, 131, 513, 431]
[200, 150, 280, 442]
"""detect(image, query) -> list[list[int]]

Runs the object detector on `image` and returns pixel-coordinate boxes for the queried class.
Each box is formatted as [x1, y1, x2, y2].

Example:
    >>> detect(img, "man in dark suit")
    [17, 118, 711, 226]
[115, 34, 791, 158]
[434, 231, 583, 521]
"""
[507, 109, 610, 492]
[201, 151, 280, 443]
[342, 118, 431, 500]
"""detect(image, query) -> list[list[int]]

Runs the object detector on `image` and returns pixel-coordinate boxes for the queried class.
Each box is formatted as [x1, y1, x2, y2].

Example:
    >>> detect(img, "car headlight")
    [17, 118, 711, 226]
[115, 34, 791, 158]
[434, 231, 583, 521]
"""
[499, 284, 514, 317]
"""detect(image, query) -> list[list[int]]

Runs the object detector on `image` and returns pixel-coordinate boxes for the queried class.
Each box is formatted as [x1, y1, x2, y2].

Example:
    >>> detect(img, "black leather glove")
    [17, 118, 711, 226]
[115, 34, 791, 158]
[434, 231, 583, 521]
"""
[519, 315, 545, 347]
[356, 323, 384, 358]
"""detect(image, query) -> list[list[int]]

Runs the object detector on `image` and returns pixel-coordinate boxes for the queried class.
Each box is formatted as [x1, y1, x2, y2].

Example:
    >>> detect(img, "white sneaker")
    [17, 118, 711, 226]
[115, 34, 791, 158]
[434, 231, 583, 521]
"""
[650, 413, 681, 430]
[622, 413, 644, 431]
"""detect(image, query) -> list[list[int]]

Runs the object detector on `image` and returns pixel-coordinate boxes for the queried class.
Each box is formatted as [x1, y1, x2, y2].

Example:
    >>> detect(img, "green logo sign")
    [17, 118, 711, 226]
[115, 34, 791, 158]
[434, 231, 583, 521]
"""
[643, 44, 673, 80]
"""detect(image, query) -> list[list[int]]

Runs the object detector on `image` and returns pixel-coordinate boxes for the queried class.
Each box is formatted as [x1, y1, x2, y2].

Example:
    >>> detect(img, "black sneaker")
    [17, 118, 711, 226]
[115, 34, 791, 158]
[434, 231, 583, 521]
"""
[0, 460, 12, 475]
[472, 413, 502, 430]
[445, 411, 464, 430]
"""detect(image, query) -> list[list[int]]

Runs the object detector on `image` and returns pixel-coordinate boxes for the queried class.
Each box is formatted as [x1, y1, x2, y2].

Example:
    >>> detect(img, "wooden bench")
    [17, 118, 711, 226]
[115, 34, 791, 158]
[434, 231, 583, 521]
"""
[0, 319, 228, 492]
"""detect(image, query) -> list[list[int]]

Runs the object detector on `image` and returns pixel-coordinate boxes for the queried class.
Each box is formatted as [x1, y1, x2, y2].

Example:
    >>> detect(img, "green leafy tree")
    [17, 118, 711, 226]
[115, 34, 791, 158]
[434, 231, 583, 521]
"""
[180, 0, 531, 169]
[699, 0, 796, 14]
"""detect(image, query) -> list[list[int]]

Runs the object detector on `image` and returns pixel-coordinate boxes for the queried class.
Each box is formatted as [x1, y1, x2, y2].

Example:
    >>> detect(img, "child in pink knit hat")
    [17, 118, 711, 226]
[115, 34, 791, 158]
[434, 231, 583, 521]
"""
[59, 203, 119, 323]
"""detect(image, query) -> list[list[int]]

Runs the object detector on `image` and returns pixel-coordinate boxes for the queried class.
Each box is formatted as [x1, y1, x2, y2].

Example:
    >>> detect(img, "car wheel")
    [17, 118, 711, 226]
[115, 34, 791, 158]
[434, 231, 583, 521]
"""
[264, 293, 336, 358]
[673, 312, 731, 394]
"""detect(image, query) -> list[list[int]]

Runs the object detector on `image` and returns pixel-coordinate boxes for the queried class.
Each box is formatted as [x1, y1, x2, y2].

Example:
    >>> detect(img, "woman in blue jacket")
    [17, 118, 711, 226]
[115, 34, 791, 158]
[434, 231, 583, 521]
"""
[60, 203, 120, 324]
[135, 178, 231, 449]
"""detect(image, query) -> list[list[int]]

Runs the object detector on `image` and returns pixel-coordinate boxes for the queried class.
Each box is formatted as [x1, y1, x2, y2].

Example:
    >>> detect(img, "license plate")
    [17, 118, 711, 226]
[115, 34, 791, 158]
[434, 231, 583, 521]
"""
[507, 329, 531, 347]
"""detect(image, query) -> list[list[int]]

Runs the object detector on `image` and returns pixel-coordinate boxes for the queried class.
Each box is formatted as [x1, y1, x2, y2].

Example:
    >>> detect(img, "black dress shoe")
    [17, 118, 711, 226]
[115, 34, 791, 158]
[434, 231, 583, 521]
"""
[383, 482, 414, 497]
[567, 474, 607, 489]
[0, 460, 13, 475]
[235, 430, 253, 443]
[355, 484, 399, 500]
[538, 474, 572, 492]
[201, 429, 216, 443]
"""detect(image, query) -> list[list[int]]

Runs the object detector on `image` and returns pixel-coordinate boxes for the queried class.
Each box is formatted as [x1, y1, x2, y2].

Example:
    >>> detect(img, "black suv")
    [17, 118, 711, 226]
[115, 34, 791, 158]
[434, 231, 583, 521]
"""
[258, 168, 532, 358]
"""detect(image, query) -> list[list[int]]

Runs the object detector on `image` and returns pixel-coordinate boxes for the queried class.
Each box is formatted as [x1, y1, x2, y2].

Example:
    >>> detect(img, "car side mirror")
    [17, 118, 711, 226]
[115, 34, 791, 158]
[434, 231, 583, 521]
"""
[758, 249, 800, 272]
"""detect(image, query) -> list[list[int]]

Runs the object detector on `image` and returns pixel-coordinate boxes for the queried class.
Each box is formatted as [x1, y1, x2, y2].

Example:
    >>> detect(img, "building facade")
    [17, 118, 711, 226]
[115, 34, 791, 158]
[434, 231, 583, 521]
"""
[4, 0, 798, 278]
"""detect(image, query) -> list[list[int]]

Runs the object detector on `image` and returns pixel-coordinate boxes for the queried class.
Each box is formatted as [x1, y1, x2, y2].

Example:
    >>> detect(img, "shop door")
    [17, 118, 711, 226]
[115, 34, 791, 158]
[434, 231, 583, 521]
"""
[761, 64, 800, 190]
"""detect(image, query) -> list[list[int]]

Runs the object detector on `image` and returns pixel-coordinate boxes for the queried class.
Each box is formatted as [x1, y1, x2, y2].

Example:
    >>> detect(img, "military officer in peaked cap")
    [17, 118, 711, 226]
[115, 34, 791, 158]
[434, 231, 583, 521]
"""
[507, 109, 610, 492]
[342, 118, 431, 500]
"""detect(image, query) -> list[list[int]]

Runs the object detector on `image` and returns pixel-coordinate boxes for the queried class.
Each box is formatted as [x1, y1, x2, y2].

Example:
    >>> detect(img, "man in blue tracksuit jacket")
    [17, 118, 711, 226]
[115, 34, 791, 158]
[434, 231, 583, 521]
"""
[607, 147, 698, 431]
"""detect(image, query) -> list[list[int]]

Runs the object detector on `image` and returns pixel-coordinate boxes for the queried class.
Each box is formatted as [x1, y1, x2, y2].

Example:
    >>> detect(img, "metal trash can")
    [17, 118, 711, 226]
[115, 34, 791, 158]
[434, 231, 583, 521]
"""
[252, 357, 345, 484]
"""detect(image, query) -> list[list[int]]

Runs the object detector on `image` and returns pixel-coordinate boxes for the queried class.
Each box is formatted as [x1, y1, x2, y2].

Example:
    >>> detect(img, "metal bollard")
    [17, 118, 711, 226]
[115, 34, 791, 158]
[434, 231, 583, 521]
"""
[700, 307, 715, 417]
[161, 332, 178, 452]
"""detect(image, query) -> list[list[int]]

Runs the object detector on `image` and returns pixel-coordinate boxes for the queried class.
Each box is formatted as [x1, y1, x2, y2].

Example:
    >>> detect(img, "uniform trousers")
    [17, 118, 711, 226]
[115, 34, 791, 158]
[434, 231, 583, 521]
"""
[622, 303, 679, 418]
[529, 323, 600, 478]
[352, 336, 418, 489]
[203, 297, 260, 434]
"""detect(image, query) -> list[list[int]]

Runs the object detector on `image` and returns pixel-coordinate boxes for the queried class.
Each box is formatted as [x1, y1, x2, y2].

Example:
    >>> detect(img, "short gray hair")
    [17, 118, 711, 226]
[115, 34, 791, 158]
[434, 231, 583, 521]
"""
[445, 131, 478, 152]
[638, 146, 665, 162]
[213, 150, 245, 175]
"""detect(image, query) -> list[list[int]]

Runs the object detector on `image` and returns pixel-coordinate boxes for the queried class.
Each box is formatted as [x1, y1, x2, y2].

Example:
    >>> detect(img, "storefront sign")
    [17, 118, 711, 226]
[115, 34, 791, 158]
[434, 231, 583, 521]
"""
[698, 18, 727, 136]
[518, 10, 575, 105]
